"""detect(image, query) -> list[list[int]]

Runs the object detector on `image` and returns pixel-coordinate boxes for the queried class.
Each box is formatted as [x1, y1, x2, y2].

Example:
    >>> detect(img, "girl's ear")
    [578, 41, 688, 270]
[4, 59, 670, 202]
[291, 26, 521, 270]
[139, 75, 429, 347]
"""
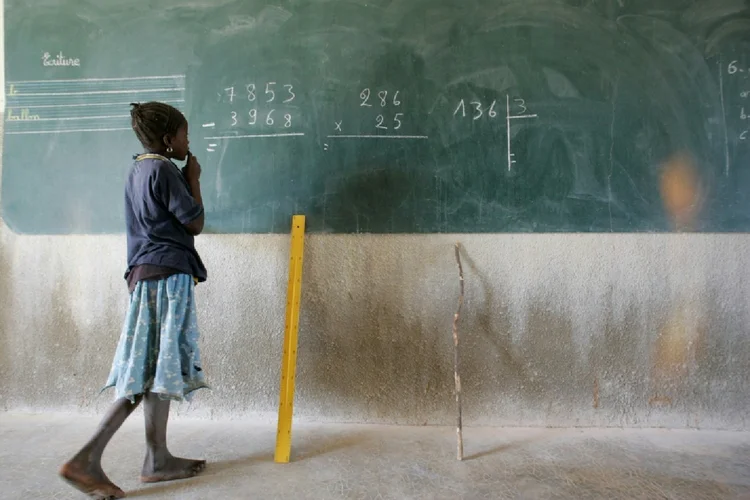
[163, 134, 172, 148]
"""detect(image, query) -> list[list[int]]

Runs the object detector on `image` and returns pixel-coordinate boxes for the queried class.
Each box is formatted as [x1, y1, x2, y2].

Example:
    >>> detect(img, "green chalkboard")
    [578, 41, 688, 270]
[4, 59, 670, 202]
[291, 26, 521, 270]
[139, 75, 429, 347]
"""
[3, 0, 750, 234]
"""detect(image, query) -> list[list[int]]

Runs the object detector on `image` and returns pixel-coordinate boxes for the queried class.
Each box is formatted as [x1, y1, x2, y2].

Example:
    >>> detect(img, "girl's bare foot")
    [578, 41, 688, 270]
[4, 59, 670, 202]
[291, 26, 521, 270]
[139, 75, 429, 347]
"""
[59, 459, 125, 499]
[140, 453, 206, 483]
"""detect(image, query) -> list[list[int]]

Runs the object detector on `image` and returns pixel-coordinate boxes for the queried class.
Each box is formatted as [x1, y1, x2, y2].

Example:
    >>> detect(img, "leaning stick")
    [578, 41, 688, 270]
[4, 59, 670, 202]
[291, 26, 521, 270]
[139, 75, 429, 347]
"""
[453, 242, 465, 461]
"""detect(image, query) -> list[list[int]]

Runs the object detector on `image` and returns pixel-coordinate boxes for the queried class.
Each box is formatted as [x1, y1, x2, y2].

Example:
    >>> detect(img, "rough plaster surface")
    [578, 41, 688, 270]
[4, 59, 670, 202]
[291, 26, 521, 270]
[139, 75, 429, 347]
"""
[1, 223, 749, 429]
[2, 413, 750, 499]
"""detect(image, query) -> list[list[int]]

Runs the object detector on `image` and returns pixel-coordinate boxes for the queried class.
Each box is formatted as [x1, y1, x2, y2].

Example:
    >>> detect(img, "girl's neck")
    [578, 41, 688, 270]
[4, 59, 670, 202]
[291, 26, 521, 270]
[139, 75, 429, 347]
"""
[146, 148, 172, 159]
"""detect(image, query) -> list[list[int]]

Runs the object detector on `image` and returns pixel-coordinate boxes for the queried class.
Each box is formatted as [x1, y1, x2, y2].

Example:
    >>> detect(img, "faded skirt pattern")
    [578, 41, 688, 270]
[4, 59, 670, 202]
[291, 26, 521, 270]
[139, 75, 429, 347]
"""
[103, 273, 208, 402]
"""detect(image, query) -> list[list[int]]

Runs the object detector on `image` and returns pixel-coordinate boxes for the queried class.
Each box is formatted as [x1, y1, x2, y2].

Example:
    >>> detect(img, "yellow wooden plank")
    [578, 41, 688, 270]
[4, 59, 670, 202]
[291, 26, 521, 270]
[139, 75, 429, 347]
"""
[275, 215, 306, 463]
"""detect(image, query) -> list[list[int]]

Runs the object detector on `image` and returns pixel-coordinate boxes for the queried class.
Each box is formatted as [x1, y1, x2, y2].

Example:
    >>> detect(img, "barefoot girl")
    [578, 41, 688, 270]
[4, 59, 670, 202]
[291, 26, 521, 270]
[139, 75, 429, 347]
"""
[60, 102, 209, 499]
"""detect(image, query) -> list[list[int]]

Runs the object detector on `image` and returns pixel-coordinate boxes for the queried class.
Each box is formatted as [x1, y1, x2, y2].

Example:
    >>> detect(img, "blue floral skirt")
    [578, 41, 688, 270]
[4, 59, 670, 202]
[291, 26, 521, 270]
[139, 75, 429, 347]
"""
[103, 273, 208, 402]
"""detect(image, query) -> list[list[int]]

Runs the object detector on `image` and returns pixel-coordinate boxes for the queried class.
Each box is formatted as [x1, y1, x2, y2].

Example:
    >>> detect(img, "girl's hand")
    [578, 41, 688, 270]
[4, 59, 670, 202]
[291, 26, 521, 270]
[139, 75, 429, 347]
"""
[182, 152, 202, 183]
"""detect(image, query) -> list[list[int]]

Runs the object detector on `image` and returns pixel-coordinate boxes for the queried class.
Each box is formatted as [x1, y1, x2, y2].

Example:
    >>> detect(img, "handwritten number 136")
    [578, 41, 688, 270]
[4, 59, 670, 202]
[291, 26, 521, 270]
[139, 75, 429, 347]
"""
[453, 99, 498, 120]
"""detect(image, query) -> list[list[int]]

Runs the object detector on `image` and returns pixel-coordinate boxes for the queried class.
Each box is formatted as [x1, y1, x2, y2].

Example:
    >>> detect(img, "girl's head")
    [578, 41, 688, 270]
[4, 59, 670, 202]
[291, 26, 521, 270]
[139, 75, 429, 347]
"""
[130, 102, 189, 160]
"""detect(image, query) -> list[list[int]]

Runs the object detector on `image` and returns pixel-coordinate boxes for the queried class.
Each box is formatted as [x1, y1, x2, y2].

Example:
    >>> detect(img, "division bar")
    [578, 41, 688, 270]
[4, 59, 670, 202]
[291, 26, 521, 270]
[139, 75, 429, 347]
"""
[327, 135, 428, 139]
[508, 114, 538, 120]
[205, 133, 305, 139]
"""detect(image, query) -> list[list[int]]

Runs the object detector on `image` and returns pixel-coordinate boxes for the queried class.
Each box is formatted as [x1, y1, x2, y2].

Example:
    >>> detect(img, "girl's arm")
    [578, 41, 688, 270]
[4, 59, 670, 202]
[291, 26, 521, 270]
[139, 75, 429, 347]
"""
[184, 177, 204, 235]
[182, 152, 204, 235]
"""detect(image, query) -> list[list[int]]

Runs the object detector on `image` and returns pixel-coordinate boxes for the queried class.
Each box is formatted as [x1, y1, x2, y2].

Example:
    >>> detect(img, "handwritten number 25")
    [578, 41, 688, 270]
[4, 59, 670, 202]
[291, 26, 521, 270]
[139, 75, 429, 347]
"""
[375, 113, 404, 130]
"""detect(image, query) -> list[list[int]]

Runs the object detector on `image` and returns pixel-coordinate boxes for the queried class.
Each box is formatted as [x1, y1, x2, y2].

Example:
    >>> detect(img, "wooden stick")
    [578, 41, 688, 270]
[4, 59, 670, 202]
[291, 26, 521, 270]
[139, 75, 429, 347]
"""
[453, 242, 465, 461]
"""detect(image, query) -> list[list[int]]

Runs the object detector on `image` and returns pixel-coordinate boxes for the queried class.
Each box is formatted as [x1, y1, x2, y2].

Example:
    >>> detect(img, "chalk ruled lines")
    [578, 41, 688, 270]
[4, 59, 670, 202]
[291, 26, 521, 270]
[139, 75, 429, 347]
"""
[5, 75, 185, 135]
[5, 76, 543, 159]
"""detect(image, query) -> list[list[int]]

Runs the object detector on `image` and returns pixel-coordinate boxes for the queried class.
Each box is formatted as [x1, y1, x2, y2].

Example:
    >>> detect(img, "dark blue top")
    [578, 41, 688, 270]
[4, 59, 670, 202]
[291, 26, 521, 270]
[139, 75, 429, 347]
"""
[124, 154, 207, 283]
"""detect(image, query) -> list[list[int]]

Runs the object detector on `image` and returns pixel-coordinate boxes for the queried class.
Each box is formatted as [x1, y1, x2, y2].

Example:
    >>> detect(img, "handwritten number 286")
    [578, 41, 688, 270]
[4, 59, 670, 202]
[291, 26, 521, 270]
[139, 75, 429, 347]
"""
[361, 89, 401, 107]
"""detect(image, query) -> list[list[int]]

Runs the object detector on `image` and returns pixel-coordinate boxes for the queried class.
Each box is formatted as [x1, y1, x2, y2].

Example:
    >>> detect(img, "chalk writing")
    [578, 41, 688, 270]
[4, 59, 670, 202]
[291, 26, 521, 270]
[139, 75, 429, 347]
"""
[728, 60, 749, 75]
[4, 75, 184, 135]
[227, 108, 294, 128]
[724, 57, 750, 143]
[6, 109, 40, 121]
[453, 99, 498, 120]
[224, 82, 295, 104]
[355, 89, 406, 131]
[42, 52, 80, 67]
[371, 113, 404, 130]
[284, 85, 295, 103]
[221, 82, 299, 131]
[505, 95, 538, 171]
[514, 98, 528, 115]
[360, 88, 371, 107]
[6, 127, 131, 135]
[205, 133, 305, 140]
[327, 135, 427, 140]
[452, 94, 537, 170]
[378, 90, 392, 107]
[206, 81, 303, 151]
[327, 88, 424, 142]
[394, 113, 403, 130]
[360, 88, 400, 108]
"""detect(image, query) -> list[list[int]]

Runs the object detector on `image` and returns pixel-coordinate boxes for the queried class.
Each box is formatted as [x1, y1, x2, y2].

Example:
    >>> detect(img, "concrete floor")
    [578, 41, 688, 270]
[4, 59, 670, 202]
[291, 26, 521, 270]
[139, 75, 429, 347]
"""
[1, 413, 749, 499]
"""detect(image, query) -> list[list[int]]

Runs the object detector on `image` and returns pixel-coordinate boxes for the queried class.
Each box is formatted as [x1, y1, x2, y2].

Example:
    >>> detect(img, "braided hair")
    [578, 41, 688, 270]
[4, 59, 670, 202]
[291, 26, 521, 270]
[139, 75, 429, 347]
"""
[130, 102, 186, 152]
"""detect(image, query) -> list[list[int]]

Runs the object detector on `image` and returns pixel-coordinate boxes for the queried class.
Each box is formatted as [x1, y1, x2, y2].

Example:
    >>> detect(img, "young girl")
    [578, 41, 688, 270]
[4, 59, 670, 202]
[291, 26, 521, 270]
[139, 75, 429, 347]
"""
[60, 102, 209, 499]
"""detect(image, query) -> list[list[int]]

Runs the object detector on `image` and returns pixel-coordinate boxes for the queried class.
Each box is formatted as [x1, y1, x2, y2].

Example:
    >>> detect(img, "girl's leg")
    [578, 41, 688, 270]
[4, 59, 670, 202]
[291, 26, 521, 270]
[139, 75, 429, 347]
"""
[140, 391, 206, 483]
[59, 396, 143, 499]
